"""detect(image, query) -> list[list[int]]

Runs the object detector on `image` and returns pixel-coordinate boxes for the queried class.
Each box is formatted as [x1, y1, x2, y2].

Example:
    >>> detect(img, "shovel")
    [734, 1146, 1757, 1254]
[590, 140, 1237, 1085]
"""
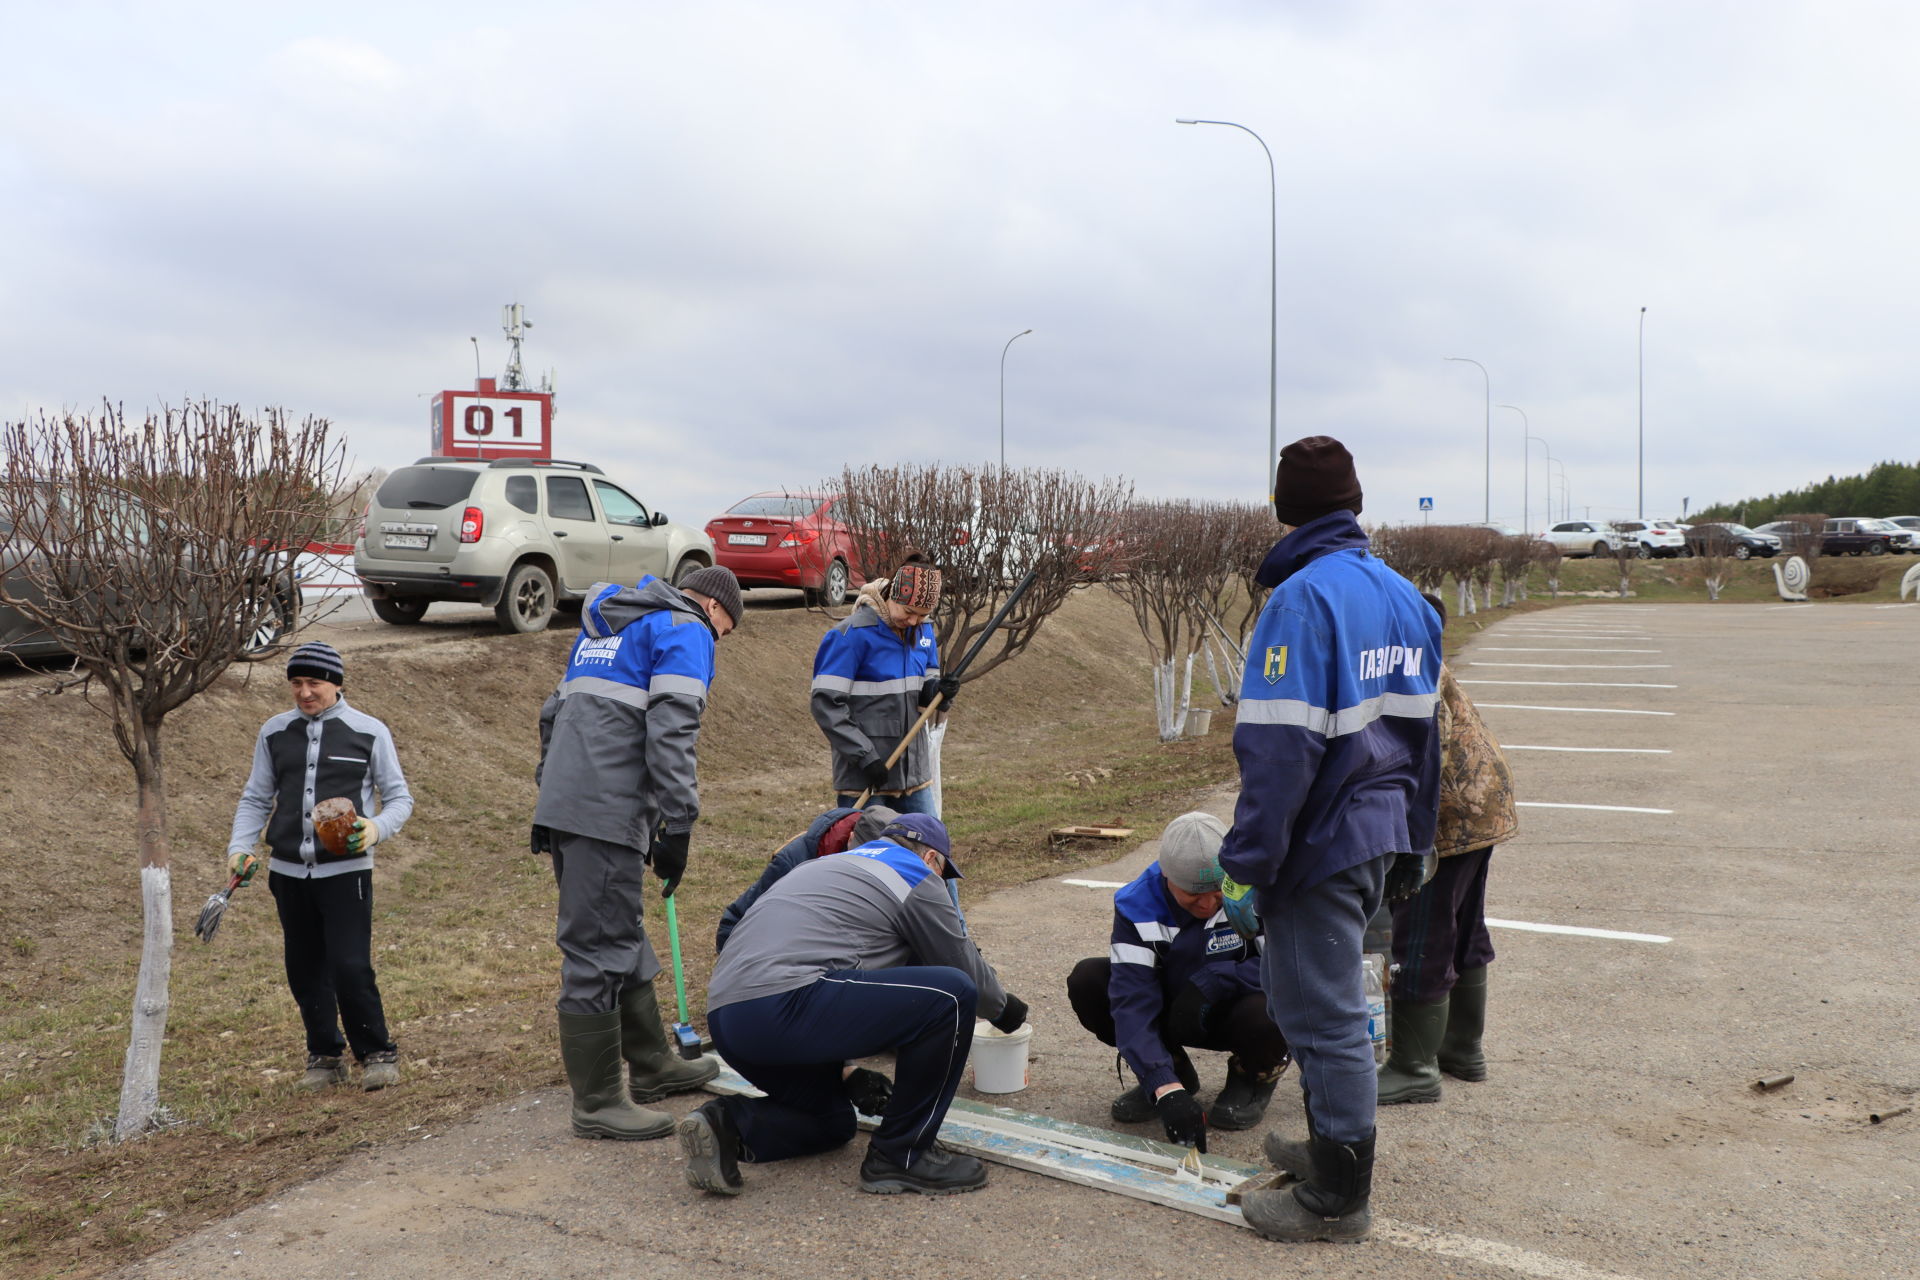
[193, 874, 245, 944]
[662, 894, 705, 1059]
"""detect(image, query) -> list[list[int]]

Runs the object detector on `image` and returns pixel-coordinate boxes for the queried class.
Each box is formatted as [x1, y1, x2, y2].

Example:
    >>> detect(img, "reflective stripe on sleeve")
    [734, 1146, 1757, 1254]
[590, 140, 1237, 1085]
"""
[1111, 942, 1158, 968]
[649, 673, 710, 699]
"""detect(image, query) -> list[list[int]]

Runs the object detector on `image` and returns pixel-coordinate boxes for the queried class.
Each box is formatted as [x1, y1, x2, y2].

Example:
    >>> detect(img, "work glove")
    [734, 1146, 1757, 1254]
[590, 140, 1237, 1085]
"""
[990, 993, 1029, 1035]
[1220, 875, 1262, 942]
[651, 828, 691, 898]
[227, 850, 259, 885]
[530, 824, 553, 856]
[1155, 1087, 1208, 1153]
[844, 1066, 893, 1115]
[1384, 851, 1437, 905]
[920, 675, 961, 710]
[346, 818, 381, 855]
[860, 757, 891, 792]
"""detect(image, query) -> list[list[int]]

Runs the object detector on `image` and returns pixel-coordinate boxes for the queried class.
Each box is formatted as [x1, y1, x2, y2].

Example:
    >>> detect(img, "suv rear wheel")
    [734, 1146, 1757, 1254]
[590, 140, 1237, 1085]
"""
[1592, 541, 1610, 557]
[371, 597, 429, 626]
[497, 562, 556, 633]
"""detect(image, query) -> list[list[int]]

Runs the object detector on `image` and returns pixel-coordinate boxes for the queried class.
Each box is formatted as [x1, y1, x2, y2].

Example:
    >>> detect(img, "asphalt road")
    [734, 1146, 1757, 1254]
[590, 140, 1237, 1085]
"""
[114, 602, 1919, 1280]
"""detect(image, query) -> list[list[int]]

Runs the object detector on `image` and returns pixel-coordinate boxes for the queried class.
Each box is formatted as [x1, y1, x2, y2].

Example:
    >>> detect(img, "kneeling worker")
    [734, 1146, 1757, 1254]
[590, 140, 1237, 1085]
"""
[1067, 812, 1289, 1151]
[678, 813, 1027, 1198]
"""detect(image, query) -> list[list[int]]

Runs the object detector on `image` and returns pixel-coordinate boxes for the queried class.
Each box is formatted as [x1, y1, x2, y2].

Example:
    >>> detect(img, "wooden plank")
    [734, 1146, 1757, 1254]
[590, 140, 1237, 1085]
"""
[1050, 825, 1135, 839]
[704, 1061, 1270, 1226]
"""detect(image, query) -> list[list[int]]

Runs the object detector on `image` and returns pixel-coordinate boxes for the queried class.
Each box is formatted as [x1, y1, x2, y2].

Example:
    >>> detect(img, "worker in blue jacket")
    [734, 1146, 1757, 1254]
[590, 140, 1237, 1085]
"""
[1066, 812, 1289, 1151]
[1220, 437, 1442, 1245]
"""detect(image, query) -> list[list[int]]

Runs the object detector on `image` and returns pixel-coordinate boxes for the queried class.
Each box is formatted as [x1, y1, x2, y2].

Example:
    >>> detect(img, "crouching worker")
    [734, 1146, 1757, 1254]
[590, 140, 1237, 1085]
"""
[1066, 812, 1288, 1151]
[678, 814, 1028, 1198]
[712, 804, 898, 952]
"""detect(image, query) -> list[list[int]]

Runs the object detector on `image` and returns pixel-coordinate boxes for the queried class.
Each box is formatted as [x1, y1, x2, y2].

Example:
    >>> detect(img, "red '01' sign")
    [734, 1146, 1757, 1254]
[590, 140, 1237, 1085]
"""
[429, 390, 553, 459]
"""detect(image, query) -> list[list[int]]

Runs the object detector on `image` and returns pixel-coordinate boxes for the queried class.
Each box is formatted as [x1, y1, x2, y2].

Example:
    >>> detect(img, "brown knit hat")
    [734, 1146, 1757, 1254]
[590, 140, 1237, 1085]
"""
[889, 559, 942, 614]
[1272, 435, 1363, 526]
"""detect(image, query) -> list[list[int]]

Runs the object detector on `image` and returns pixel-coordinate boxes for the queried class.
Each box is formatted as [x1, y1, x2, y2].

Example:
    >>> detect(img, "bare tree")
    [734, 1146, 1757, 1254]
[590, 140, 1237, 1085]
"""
[1497, 534, 1536, 605]
[1106, 500, 1236, 740]
[833, 463, 1132, 682]
[1534, 538, 1564, 597]
[1608, 529, 1638, 598]
[0, 403, 344, 1140]
[1771, 512, 1827, 564]
[1694, 523, 1734, 600]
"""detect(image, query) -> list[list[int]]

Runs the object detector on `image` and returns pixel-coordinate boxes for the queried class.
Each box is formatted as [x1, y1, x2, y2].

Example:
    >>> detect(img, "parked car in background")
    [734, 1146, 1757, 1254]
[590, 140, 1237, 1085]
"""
[1881, 515, 1920, 550]
[1820, 517, 1902, 556]
[1854, 518, 1915, 552]
[1543, 520, 1625, 557]
[706, 491, 864, 606]
[353, 457, 715, 633]
[1684, 521, 1781, 559]
[1613, 520, 1689, 558]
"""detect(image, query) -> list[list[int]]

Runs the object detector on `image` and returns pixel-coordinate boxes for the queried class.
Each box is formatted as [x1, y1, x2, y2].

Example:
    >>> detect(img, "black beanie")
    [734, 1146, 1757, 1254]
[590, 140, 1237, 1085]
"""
[287, 641, 344, 685]
[678, 565, 744, 626]
[1272, 436, 1363, 526]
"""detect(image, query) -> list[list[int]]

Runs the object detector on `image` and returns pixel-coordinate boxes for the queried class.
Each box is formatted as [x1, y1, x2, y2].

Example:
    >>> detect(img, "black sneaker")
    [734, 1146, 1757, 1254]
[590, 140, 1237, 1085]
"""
[1110, 1082, 1154, 1124]
[858, 1142, 987, 1196]
[677, 1100, 744, 1196]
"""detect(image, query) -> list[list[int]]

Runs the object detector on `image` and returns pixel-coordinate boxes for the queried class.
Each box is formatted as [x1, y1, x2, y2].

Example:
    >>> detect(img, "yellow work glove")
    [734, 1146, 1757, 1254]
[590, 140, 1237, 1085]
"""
[227, 850, 260, 885]
[346, 817, 381, 855]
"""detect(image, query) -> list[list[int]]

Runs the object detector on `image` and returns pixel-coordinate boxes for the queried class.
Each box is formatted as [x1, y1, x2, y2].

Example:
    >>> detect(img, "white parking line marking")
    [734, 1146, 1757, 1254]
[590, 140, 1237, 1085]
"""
[1460, 680, 1677, 688]
[1478, 703, 1676, 716]
[1372, 1220, 1656, 1280]
[1518, 801, 1673, 814]
[1873, 603, 1918, 610]
[1479, 647, 1662, 653]
[1764, 603, 1815, 611]
[1470, 662, 1671, 669]
[1061, 879, 1127, 889]
[1505, 745, 1672, 753]
[1488, 917, 1672, 944]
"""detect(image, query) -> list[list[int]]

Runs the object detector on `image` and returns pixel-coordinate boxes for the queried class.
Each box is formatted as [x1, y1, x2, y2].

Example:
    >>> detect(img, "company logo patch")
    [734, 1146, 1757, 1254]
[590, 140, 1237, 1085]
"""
[1206, 928, 1242, 955]
[919, 636, 932, 648]
[1263, 645, 1289, 683]
[575, 635, 625, 666]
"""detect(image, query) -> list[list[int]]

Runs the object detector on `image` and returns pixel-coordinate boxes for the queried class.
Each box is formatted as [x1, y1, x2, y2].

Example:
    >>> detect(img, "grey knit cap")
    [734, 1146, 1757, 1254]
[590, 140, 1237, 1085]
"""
[678, 565, 744, 625]
[286, 641, 344, 686]
[1157, 811, 1228, 893]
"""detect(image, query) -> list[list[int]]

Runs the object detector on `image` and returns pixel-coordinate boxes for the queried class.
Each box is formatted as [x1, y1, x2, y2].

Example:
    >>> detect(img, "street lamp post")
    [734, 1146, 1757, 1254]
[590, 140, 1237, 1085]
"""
[1446, 357, 1491, 522]
[1498, 403, 1528, 531]
[1549, 458, 1569, 522]
[999, 328, 1033, 470]
[1176, 117, 1277, 498]
[1637, 306, 1647, 521]
[1526, 434, 1552, 535]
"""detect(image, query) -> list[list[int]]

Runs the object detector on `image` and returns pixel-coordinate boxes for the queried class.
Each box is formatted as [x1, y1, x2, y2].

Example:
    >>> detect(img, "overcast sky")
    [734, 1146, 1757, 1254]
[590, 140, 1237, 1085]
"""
[5, 1, 1916, 530]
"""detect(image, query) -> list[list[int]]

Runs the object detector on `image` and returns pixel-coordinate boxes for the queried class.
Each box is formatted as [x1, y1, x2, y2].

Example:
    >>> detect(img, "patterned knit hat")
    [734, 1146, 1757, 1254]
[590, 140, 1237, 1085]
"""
[890, 560, 942, 614]
[286, 641, 345, 686]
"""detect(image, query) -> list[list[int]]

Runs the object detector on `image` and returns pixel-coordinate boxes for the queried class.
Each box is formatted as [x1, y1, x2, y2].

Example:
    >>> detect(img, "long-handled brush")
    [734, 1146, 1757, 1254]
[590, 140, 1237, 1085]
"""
[193, 873, 245, 943]
[662, 895, 705, 1059]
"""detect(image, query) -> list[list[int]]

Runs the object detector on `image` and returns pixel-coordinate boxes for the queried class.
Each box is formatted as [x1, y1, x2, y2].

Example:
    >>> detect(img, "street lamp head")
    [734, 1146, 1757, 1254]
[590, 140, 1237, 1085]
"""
[1175, 118, 1199, 124]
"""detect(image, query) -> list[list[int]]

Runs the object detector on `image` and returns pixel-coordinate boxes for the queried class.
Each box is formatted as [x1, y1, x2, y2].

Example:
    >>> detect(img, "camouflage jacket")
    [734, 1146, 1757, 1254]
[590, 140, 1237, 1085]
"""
[1434, 663, 1519, 857]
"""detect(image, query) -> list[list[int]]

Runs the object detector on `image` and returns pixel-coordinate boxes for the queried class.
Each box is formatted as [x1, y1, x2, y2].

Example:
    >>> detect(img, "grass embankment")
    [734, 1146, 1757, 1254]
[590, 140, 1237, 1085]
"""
[0, 587, 1236, 1277]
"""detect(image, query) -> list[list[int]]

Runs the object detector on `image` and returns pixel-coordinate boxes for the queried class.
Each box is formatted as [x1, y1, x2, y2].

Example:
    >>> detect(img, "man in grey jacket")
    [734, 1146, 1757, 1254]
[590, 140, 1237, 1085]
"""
[677, 814, 1029, 1198]
[533, 567, 741, 1140]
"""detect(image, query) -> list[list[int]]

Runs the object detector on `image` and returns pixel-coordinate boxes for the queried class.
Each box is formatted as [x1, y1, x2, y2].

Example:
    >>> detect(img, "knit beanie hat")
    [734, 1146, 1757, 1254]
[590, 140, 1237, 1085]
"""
[286, 641, 345, 686]
[1272, 435, 1364, 527]
[678, 565, 744, 626]
[1157, 811, 1228, 893]
[889, 559, 942, 614]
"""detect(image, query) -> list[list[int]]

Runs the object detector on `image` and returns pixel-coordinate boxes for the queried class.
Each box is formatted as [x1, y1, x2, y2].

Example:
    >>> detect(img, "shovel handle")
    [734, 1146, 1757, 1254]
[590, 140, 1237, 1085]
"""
[852, 692, 945, 807]
[664, 894, 691, 1027]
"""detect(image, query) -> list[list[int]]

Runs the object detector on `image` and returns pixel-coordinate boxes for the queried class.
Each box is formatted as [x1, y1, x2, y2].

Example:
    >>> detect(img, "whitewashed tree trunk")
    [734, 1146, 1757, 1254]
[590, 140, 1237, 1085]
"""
[1456, 580, 1473, 616]
[1482, 580, 1494, 611]
[115, 864, 173, 1140]
[1177, 650, 1196, 736]
[1152, 659, 1181, 741]
[1705, 575, 1723, 601]
[925, 719, 947, 816]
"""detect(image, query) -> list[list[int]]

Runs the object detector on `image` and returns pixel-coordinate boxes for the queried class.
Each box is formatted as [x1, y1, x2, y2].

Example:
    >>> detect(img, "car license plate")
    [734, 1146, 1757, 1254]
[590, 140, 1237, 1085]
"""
[384, 534, 430, 550]
[728, 533, 768, 546]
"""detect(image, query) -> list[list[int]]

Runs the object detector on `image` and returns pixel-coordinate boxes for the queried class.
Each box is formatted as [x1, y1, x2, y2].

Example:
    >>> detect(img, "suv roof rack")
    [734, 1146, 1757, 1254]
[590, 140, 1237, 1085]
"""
[487, 458, 604, 474]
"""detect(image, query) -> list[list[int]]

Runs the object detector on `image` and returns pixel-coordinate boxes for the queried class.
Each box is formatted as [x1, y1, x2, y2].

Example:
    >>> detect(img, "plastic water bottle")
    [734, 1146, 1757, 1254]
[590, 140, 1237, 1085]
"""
[1362, 952, 1389, 1065]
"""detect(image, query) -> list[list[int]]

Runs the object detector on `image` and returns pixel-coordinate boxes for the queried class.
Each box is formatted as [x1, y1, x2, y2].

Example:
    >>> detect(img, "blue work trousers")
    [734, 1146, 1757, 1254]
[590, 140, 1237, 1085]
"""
[708, 966, 976, 1168]
[1258, 855, 1387, 1144]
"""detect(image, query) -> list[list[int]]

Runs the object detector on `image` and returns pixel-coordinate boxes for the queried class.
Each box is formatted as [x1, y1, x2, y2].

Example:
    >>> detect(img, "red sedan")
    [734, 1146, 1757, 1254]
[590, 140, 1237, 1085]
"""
[706, 492, 865, 606]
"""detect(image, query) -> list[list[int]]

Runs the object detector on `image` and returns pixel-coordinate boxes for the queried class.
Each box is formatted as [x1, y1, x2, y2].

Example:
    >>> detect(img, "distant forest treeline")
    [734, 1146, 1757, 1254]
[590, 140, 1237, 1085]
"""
[1693, 460, 1920, 524]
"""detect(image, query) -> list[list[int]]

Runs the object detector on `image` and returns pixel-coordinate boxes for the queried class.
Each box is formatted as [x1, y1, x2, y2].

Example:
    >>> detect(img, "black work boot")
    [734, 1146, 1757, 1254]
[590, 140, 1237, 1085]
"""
[859, 1142, 989, 1196]
[620, 982, 720, 1103]
[1211, 1054, 1287, 1131]
[1376, 997, 1448, 1105]
[558, 1009, 675, 1140]
[1262, 1084, 1315, 1179]
[1438, 966, 1489, 1081]
[299, 1053, 349, 1091]
[1241, 1132, 1375, 1243]
[677, 1098, 745, 1196]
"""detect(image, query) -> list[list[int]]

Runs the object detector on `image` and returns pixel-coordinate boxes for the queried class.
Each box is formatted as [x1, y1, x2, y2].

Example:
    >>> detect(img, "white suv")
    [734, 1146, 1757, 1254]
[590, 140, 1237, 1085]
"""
[353, 457, 717, 633]
[1613, 520, 1689, 559]
[1543, 520, 1625, 558]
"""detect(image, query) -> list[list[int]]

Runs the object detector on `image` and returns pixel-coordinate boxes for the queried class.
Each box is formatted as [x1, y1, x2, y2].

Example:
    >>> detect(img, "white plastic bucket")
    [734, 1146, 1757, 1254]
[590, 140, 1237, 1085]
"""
[972, 1018, 1033, 1093]
[1184, 708, 1214, 737]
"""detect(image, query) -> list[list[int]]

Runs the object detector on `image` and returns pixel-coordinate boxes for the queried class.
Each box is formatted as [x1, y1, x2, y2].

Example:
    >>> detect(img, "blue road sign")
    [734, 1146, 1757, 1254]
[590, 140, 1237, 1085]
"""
[1418, 497, 1434, 511]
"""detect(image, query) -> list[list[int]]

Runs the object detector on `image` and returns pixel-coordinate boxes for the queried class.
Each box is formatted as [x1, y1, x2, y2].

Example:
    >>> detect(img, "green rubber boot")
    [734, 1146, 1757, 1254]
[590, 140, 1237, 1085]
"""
[558, 1009, 675, 1140]
[1375, 997, 1447, 1105]
[1438, 966, 1489, 1082]
[620, 983, 720, 1103]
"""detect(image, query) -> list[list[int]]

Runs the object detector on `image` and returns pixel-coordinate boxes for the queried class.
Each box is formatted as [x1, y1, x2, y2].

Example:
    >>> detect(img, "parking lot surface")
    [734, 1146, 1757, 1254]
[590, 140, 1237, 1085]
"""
[116, 603, 1918, 1280]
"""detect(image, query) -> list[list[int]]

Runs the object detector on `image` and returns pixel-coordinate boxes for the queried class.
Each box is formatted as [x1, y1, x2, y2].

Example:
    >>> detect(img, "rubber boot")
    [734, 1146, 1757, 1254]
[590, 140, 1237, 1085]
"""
[1438, 966, 1489, 1082]
[1242, 1133, 1375, 1243]
[1376, 998, 1448, 1105]
[1211, 1055, 1284, 1131]
[558, 1009, 675, 1140]
[1262, 1092, 1315, 1180]
[1110, 1045, 1198, 1124]
[620, 982, 720, 1102]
